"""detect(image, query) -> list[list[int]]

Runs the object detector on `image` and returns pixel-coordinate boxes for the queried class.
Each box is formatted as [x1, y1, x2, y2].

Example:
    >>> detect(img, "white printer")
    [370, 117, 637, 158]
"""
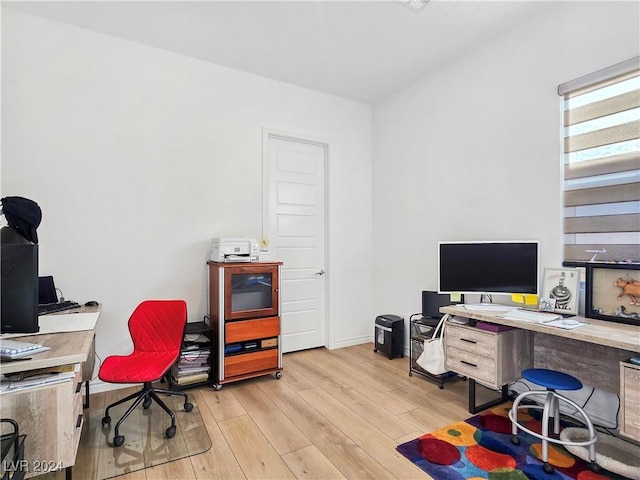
[211, 237, 259, 262]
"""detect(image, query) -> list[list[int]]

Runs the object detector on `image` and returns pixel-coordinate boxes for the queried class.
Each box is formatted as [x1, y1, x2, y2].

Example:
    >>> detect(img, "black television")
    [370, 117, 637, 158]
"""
[438, 241, 539, 296]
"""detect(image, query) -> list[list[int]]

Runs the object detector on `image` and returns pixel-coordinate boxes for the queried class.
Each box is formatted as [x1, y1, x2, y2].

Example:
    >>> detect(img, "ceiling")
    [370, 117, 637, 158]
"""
[3, 1, 551, 104]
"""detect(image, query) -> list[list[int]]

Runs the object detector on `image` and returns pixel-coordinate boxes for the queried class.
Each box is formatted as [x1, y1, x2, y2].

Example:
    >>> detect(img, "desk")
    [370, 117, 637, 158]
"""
[440, 306, 640, 438]
[0, 308, 98, 478]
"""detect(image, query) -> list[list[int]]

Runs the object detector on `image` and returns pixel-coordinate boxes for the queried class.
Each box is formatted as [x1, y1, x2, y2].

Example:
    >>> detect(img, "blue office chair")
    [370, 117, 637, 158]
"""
[508, 368, 599, 474]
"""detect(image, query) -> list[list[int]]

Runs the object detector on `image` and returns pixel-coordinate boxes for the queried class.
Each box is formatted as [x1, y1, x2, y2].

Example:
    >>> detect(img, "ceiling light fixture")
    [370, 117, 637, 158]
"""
[400, 0, 431, 13]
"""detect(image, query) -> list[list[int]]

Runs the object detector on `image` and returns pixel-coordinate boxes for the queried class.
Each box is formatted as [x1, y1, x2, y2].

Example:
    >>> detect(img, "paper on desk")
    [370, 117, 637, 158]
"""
[542, 319, 588, 329]
[0, 312, 99, 338]
[0, 371, 76, 394]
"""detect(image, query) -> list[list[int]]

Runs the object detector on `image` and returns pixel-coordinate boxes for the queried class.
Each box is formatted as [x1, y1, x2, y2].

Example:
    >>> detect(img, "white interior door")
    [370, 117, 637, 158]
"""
[264, 133, 327, 353]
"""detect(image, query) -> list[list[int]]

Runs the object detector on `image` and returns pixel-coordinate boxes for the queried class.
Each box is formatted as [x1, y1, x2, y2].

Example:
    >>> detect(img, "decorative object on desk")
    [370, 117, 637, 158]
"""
[73, 386, 211, 480]
[542, 267, 580, 315]
[396, 404, 627, 480]
[416, 314, 449, 375]
[538, 297, 556, 312]
[586, 263, 640, 326]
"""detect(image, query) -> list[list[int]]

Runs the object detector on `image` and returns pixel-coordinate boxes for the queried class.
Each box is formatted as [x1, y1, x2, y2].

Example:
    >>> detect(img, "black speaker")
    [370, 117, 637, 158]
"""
[1, 227, 39, 334]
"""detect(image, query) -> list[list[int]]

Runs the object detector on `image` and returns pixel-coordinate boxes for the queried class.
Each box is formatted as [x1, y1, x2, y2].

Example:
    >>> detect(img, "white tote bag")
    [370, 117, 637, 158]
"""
[416, 314, 450, 375]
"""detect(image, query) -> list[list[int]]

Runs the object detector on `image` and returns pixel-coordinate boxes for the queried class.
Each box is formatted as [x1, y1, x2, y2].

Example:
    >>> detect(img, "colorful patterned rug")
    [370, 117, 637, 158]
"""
[397, 404, 628, 480]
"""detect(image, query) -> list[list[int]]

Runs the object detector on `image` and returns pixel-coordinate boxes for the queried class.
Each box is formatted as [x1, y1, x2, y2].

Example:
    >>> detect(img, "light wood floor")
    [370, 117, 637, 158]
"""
[52, 343, 502, 479]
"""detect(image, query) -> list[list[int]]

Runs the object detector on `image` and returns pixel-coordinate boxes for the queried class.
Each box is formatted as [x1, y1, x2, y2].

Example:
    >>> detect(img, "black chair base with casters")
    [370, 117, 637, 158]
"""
[101, 382, 193, 447]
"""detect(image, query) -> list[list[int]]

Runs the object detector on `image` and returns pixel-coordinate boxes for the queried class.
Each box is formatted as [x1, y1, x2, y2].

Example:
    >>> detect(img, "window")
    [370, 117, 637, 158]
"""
[559, 57, 640, 263]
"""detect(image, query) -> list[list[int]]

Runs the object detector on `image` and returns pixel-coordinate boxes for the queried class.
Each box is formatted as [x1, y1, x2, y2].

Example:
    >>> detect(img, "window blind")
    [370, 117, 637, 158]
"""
[560, 57, 640, 263]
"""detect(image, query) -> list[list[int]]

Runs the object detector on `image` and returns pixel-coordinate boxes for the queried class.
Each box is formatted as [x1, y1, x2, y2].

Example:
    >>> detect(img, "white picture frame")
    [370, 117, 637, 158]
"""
[541, 267, 580, 315]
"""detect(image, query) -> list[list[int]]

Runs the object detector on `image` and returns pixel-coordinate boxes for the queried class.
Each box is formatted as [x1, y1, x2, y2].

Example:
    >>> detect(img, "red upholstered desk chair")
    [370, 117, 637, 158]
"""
[98, 300, 193, 447]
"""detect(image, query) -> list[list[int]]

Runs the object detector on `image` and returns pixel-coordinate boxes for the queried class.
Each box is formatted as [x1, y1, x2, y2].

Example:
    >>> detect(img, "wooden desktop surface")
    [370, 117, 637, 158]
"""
[440, 305, 640, 353]
[1, 305, 100, 375]
[0, 329, 95, 375]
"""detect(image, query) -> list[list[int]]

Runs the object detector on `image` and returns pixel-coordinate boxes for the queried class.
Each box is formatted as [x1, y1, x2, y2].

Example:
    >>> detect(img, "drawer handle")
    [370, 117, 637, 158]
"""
[76, 382, 82, 393]
[76, 414, 83, 429]
[460, 338, 477, 344]
[460, 360, 477, 367]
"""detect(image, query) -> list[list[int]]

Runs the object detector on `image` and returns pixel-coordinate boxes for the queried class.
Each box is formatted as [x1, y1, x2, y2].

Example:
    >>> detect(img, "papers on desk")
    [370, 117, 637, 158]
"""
[0, 364, 78, 394]
[498, 309, 588, 329]
[498, 309, 561, 323]
[540, 319, 588, 329]
[1, 312, 99, 339]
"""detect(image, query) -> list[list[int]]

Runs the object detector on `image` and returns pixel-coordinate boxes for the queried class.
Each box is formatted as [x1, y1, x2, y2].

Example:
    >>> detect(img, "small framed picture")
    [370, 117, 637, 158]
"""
[585, 263, 640, 326]
[541, 267, 580, 315]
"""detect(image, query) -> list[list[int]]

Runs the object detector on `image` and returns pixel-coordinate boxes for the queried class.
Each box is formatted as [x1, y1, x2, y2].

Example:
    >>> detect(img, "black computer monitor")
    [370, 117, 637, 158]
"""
[1, 227, 39, 333]
[421, 290, 464, 319]
[38, 275, 58, 305]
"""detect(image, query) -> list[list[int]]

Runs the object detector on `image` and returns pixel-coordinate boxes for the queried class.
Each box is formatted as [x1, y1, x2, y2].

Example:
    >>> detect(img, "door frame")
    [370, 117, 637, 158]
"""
[262, 128, 331, 350]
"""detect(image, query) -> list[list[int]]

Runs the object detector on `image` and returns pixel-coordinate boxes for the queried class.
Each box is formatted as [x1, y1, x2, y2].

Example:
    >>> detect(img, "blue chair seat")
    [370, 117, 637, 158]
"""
[522, 368, 583, 391]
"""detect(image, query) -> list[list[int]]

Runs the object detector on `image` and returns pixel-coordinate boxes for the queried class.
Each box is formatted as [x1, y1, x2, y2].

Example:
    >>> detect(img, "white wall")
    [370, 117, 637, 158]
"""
[1, 9, 373, 390]
[372, 1, 640, 326]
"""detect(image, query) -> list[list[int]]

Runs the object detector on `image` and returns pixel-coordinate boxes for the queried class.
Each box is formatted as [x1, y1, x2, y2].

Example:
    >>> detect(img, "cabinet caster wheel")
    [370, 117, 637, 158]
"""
[165, 426, 176, 439]
[543, 463, 554, 474]
[184, 402, 193, 412]
[409, 372, 413, 376]
[511, 436, 520, 446]
[113, 435, 125, 447]
[275, 371, 282, 379]
[143, 398, 152, 409]
[101, 416, 111, 427]
[213, 384, 222, 391]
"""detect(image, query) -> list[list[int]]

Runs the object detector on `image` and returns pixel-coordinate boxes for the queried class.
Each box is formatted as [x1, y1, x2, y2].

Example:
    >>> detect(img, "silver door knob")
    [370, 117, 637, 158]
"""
[315, 269, 325, 276]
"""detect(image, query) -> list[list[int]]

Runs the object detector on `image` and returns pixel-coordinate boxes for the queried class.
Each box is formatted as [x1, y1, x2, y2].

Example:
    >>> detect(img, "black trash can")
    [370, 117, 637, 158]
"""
[373, 314, 404, 359]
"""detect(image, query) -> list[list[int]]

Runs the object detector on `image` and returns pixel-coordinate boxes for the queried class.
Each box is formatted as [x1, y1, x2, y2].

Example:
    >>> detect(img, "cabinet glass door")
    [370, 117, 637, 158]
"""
[224, 265, 279, 320]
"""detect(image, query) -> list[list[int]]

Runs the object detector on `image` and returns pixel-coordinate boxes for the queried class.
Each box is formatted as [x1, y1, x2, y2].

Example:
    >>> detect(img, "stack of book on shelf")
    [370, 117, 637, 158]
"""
[172, 334, 211, 387]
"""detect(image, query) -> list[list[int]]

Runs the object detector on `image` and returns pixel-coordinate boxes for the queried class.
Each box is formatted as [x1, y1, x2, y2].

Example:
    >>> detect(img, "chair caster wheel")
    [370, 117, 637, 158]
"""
[101, 416, 111, 427]
[165, 426, 176, 438]
[511, 436, 520, 445]
[543, 463, 554, 474]
[143, 399, 152, 409]
[184, 402, 193, 412]
[113, 435, 125, 447]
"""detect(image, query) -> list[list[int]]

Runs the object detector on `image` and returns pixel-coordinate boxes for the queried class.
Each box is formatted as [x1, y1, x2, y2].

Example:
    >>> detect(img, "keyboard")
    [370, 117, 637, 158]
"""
[498, 309, 561, 323]
[0, 339, 50, 360]
[462, 303, 513, 312]
[38, 300, 81, 315]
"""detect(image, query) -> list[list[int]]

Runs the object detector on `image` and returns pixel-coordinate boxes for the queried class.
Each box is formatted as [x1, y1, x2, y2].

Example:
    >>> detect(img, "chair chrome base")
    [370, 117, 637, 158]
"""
[101, 381, 193, 447]
[509, 390, 599, 473]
